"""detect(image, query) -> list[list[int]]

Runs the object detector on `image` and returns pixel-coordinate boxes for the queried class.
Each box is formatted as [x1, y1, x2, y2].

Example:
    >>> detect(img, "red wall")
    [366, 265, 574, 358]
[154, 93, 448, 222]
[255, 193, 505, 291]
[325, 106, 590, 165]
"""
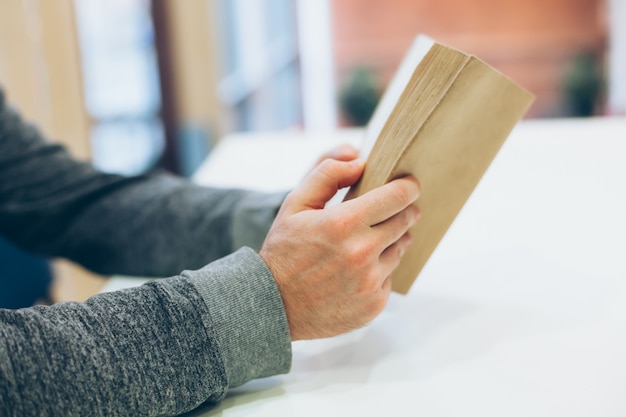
[331, 0, 607, 118]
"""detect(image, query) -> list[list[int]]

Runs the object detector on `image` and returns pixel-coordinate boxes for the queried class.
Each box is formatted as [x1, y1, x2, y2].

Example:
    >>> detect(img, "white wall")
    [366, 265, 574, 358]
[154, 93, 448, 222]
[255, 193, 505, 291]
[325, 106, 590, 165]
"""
[608, 0, 626, 115]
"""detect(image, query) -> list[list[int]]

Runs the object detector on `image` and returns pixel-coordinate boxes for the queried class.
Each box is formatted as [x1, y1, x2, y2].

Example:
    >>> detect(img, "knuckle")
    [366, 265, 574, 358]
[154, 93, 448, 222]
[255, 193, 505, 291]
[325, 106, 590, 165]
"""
[325, 210, 353, 236]
[346, 240, 376, 267]
[390, 182, 411, 206]
[356, 269, 382, 295]
[364, 280, 381, 297]
[405, 205, 420, 228]
[318, 158, 341, 178]
[392, 241, 404, 259]
[413, 205, 421, 221]
[282, 190, 298, 206]
[402, 208, 414, 229]
[369, 292, 389, 316]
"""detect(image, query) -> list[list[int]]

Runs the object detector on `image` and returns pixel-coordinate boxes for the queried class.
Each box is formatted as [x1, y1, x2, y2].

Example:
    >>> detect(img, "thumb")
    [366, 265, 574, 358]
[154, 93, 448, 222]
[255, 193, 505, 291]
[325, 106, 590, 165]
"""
[286, 158, 365, 212]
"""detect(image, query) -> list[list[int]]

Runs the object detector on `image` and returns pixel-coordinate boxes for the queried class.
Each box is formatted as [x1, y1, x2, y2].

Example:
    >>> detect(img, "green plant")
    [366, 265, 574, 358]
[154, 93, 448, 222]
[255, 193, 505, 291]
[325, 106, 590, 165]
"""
[562, 51, 603, 117]
[338, 66, 381, 126]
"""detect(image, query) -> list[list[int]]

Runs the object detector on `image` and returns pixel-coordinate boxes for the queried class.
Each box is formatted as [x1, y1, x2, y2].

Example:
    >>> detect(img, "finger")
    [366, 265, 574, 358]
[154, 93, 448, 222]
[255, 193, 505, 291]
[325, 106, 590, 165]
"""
[381, 274, 392, 293]
[323, 144, 360, 162]
[379, 231, 413, 270]
[373, 204, 420, 250]
[307, 144, 360, 177]
[342, 176, 420, 226]
[377, 274, 393, 310]
[286, 158, 365, 212]
[365, 273, 393, 319]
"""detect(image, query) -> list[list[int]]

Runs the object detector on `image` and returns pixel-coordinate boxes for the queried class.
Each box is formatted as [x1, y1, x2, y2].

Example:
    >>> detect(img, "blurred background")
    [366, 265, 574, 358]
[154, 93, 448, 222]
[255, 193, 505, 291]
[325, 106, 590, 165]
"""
[0, 0, 624, 304]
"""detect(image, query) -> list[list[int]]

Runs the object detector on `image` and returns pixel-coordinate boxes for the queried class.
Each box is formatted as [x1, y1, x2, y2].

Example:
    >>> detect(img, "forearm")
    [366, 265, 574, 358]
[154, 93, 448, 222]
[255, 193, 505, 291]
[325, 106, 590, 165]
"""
[0, 90, 284, 277]
[0, 248, 292, 417]
[38, 174, 284, 277]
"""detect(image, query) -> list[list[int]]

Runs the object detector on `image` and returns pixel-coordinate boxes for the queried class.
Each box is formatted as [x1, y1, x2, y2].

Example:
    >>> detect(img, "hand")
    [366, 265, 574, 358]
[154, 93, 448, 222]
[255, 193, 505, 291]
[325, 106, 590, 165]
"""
[260, 158, 421, 340]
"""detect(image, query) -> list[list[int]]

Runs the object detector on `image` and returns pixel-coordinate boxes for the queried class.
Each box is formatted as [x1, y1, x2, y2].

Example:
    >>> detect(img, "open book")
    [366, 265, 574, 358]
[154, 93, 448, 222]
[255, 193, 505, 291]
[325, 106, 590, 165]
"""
[345, 35, 534, 294]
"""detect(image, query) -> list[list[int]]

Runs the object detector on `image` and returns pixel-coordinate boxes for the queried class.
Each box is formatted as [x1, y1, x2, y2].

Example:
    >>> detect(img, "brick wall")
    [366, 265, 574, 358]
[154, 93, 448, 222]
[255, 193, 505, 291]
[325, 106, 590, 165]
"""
[331, 0, 607, 118]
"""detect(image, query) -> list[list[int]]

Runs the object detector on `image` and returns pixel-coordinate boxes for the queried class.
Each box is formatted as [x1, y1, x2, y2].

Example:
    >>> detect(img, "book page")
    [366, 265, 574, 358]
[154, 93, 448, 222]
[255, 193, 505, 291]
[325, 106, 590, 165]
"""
[361, 35, 435, 159]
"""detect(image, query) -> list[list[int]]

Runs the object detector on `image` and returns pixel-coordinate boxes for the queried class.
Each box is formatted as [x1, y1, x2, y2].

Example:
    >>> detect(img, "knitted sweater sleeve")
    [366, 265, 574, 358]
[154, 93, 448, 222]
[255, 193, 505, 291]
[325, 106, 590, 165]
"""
[0, 90, 292, 415]
[0, 89, 285, 277]
[0, 248, 292, 416]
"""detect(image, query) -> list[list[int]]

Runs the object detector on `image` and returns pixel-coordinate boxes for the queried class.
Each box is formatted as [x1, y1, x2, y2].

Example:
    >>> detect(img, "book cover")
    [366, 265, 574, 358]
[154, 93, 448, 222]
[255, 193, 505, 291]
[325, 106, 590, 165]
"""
[345, 35, 535, 294]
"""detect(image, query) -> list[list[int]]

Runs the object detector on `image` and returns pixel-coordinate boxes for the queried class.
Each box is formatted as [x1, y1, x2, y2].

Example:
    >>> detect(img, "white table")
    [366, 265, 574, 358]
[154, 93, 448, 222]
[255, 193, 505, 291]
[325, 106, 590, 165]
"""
[107, 118, 626, 416]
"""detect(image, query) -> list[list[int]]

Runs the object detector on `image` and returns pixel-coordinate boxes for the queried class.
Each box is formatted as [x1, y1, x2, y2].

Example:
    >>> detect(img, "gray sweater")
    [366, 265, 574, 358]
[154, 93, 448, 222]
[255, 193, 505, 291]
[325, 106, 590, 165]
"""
[0, 90, 292, 416]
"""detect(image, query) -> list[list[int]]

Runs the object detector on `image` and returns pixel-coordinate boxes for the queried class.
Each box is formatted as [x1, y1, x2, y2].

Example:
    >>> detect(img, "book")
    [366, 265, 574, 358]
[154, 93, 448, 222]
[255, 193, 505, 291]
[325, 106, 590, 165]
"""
[344, 35, 534, 294]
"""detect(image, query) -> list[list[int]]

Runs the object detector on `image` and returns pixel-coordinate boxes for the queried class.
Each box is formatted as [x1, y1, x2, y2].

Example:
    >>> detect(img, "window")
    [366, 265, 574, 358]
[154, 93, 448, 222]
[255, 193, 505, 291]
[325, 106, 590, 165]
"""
[74, 0, 164, 175]
[214, 0, 302, 132]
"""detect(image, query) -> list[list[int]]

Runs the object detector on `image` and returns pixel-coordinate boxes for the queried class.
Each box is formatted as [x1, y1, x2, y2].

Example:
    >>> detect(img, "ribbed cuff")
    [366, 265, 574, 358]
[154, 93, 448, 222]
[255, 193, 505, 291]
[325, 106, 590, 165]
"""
[183, 247, 292, 387]
[231, 191, 286, 252]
